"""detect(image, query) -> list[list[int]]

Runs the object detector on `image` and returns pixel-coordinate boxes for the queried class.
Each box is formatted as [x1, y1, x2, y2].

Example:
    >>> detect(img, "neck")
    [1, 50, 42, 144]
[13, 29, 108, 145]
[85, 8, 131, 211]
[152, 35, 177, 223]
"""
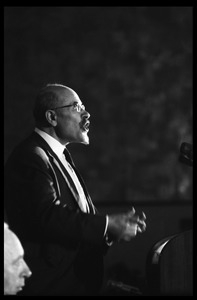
[36, 126, 69, 146]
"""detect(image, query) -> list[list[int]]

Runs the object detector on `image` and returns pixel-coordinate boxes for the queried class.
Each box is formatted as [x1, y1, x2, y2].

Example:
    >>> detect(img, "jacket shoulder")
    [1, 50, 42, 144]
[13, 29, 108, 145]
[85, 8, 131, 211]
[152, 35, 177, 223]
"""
[34, 146, 50, 163]
[5, 133, 51, 168]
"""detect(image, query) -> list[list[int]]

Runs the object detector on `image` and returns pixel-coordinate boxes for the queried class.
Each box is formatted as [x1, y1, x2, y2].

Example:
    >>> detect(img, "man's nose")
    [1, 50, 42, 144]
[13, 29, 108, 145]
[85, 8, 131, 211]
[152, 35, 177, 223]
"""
[83, 109, 90, 119]
[22, 262, 32, 278]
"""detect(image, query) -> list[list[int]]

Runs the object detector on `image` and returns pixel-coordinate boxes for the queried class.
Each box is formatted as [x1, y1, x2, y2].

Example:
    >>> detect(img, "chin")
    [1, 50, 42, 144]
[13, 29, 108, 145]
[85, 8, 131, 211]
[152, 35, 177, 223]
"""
[80, 132, 89, 145]
[82, 138, 89, 145]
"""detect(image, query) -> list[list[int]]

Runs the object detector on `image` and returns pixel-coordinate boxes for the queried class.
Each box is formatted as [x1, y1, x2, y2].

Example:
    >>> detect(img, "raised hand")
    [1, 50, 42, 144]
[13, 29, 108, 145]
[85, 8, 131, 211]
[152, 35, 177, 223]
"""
[107, 207, 146, 242]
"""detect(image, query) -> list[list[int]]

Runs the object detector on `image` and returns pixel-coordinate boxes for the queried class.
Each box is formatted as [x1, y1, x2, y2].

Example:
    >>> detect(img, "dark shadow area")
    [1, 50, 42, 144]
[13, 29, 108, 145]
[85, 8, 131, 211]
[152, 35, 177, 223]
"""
[4, 6, 193, 205]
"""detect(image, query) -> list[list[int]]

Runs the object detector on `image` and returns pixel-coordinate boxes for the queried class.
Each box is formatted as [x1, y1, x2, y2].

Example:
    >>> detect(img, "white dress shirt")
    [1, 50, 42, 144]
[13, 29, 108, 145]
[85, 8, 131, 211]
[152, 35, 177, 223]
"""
[34, 128, 109, 238]
[34, 128, 89, 212]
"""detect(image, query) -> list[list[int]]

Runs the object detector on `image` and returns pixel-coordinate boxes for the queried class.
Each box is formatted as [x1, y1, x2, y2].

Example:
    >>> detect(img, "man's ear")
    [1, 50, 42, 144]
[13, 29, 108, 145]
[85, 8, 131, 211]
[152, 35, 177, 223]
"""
[45, 110, 57, 126]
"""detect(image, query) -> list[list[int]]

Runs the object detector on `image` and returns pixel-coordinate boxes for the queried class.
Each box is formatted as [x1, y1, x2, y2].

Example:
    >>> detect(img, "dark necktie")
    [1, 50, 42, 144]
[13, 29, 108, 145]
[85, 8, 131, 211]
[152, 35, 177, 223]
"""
[63, 148, 76, 168]
[63, 148, 96, 214]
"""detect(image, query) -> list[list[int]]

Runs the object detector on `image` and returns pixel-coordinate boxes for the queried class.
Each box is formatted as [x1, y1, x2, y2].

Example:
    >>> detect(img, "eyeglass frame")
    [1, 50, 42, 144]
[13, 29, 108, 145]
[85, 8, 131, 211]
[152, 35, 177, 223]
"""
[50, 102, 85, 113]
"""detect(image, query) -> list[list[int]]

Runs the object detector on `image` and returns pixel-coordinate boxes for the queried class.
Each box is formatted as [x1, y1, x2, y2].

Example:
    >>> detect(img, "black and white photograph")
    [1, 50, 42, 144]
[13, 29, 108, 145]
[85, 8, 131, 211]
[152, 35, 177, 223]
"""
[4, 6, 193, 296]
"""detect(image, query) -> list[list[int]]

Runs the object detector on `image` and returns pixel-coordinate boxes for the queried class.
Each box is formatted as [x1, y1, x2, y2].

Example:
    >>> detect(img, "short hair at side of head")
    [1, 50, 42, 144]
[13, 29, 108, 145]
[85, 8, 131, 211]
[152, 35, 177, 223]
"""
[33, 83, 67, 125]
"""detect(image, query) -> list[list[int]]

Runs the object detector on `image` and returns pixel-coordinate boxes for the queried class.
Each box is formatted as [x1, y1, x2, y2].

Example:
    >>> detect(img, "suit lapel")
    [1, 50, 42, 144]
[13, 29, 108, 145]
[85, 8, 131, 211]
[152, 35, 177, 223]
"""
[32, 131, 96, 213]
[48, 152, 87, 212]
[71, 165, 96, 214]
[32, 132, 85, 211]
[63, 148, 96, 214]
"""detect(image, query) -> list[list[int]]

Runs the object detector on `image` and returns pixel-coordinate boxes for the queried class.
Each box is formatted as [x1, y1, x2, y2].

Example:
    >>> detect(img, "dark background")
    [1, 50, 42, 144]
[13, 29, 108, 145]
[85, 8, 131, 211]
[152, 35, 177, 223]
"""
[4, 7, 193, 293]
[4, 6, 193, 205]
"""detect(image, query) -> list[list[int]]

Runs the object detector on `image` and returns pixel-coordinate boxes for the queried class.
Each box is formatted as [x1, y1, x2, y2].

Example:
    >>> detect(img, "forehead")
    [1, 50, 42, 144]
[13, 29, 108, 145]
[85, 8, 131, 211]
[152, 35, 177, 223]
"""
[57, 87, 81, 105]
[4, 230, 24, 262]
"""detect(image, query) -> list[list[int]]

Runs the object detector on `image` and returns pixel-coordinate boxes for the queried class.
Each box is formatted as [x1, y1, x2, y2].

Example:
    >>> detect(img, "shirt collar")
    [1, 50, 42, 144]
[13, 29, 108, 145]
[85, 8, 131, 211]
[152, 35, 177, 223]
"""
[34, 127, 65, 158]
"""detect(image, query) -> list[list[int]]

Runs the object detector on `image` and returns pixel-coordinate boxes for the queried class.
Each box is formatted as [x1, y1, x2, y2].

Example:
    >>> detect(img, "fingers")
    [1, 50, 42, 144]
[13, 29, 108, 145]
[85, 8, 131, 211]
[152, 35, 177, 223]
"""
[137, 220, 146, 233]
[137, 226, 142, 233]
[128, 209, 146, 223]
[141, 211, 146, 220]
[127, 209, 147, 233]
[137, 211, 146, 232]
[107, 209, 146, 243]
[138, 211, 146, 232]
[126, 207, 136, 223]
[127, 207, 135, 217]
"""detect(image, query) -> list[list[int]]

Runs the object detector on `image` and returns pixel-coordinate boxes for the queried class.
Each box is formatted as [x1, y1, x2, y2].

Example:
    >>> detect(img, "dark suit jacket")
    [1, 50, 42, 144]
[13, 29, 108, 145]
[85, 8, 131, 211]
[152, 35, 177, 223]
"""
[4, 132, 108, 296]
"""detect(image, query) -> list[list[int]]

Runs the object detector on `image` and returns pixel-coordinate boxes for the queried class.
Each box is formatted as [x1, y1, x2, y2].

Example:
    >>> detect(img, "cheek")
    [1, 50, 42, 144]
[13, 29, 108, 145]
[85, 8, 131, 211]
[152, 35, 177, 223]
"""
[4, 269, 18, 288]
[61, 124, 78, 138]
[59, 120, 79, 136]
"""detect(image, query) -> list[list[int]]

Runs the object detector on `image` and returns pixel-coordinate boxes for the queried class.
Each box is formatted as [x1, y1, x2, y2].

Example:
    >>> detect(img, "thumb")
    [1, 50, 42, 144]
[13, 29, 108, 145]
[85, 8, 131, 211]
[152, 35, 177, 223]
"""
[127, 207, 135, 217]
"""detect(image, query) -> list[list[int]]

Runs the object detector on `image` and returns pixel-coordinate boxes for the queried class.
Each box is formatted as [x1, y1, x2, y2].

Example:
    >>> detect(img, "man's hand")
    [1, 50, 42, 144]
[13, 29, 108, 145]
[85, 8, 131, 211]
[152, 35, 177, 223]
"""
[107, 207, 146, 242]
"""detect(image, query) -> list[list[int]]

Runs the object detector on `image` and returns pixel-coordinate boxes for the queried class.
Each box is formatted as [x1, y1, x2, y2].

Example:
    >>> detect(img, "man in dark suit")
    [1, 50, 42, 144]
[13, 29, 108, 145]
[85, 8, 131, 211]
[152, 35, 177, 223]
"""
[4, 84, 146, 296]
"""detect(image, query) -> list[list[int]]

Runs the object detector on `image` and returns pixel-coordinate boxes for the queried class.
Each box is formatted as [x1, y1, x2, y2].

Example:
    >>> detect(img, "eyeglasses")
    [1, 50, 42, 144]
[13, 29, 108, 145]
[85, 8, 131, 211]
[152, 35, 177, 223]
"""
[51, 102, 85, 113]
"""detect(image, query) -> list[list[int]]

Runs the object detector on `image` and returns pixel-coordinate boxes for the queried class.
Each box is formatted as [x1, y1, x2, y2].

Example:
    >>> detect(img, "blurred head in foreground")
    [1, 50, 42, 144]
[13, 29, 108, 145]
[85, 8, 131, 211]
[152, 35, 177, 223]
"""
[4, 223, 32, 295]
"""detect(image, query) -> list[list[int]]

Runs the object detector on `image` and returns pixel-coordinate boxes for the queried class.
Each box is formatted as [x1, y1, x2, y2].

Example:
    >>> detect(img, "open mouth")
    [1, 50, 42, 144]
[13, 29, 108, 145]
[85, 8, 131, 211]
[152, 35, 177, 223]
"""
[81, 121, 90, 132]
[17, 285, 24, 292]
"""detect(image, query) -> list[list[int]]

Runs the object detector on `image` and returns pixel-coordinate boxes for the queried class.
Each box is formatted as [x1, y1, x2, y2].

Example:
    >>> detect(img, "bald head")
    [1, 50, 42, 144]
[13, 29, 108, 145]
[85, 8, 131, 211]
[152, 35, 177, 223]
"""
[4, 224, 23, 258]
[33, 84, 78, 126]
[4, 223, 32, 295]
[33, 83, 90, 145]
